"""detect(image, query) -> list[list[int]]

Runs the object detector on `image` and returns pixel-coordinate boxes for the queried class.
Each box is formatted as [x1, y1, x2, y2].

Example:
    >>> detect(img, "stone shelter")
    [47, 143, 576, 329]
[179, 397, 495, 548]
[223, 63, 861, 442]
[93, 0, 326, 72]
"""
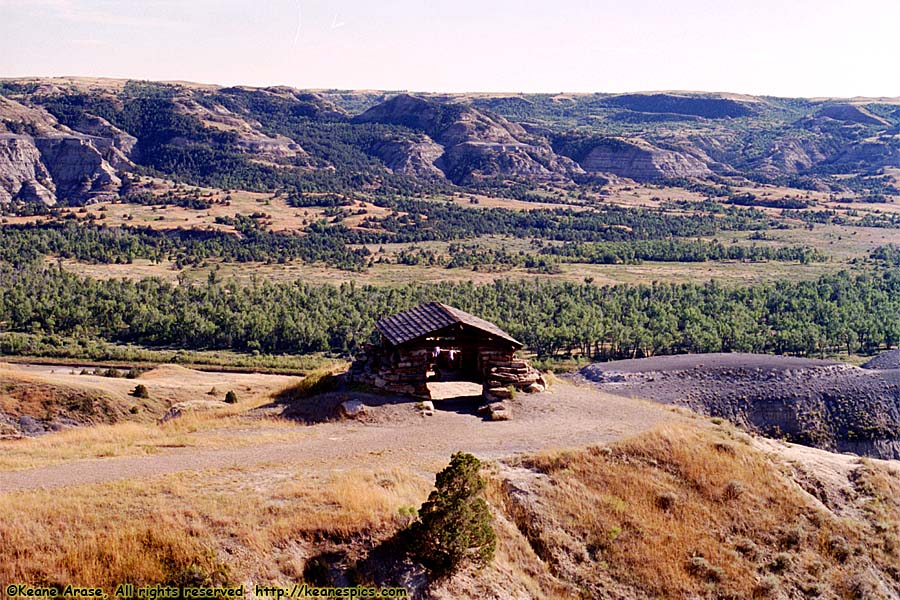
[348, 302, 545, 402]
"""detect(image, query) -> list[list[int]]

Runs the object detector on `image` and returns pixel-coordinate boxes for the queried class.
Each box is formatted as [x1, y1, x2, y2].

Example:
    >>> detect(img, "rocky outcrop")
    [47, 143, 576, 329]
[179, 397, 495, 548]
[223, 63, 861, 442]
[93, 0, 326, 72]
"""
[233, 132, 308, 163]
[0, 133, 122, 205]
[436, 141, 574, 185]
[70, 112, 135, 151]
[67, 113, 136, 168]
[366, 134, 446, 179]
[33, 136, 121, 202]
[755, 112, 896, 177]
[603, 93, 756, 118]
[577, 137, 711, 181]
[0, 95, 125, 204]
[581, 354, 900, 460]
[829, 138, 900, 170]
[176, 98, 309, 165]
[757, 134, 842, 176]
[0, 134, 56, 204]
[354, 94, 580, 184]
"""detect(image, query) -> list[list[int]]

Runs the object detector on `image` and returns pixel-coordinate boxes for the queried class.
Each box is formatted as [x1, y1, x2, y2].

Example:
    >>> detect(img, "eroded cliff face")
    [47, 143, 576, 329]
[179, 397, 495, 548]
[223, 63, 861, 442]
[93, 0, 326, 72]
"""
[817, 104, 891, 127]
[366, 134, 446, 179]
[67, 113, 136, 168]
[33, 136, 121, 202]
[0, 96, 126, 205]
[175, 96, 310, 165]
[580, 354, 900, 460]
[578, 137, 711, 181]
[0, 134, 122, 205]
[0, 135, 56, 204]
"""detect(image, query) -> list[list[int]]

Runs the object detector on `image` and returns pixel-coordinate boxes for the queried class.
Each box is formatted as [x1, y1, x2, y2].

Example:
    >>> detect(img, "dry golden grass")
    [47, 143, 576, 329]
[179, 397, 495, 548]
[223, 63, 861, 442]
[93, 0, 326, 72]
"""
[438, 191, 586, 212]
[0, 363, 307, 470]
[0, 478, 231, 587]
[600, 180, 708, 209]
[0, 413, 310, 471]
[3, 416, 898, 596]
[35, 183, 395, 236]
[0, 463, 431, 587]
[270, 368, 340, 403]
[500, 424, 900, 599]
[271, 468, 431, 538]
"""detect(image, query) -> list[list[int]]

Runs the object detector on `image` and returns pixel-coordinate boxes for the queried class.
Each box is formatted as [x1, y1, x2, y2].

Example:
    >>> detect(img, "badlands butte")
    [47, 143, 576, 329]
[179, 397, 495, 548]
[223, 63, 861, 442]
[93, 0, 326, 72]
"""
[0, 77, 900, 598]
[1, 78, 900, 205]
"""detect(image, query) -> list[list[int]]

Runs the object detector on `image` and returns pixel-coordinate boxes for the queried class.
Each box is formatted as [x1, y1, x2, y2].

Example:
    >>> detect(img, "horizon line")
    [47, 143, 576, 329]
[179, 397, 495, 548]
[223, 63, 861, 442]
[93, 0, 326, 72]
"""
[3, 75, 900, 102]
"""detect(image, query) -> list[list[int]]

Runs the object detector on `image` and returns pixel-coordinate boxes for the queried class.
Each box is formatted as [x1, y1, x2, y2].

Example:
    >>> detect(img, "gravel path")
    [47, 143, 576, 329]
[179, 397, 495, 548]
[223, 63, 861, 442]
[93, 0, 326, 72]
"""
[0, 382, 683, 492]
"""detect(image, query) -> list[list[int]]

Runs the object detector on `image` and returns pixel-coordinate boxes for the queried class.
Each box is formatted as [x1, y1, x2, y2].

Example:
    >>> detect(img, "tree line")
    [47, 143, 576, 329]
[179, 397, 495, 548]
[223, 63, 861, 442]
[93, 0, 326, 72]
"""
[1, 264, 898, 360]
[541, 239, 827, 265]
[391, 239, 826, 270]
[0, 221, 370, 270]
[357, 198, 772, 243]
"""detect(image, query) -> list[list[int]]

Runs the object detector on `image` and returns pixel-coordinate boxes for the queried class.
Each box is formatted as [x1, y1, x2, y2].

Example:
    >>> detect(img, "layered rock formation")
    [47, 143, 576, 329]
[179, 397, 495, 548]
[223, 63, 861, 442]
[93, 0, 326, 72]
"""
[603, 93, 756, 119]
[2, 79, 899, 196]
[0, 133, 122, 205]
[817, 103, 891, 127]
[33, 136, 121, 202]
[0, 134, 56, 204]
[365, 134, 445, 178]
[176, 96, 310, 165]
[581, 353, 900, 459]
[576, 137, 712, 181]
[0, 96, 125, 205]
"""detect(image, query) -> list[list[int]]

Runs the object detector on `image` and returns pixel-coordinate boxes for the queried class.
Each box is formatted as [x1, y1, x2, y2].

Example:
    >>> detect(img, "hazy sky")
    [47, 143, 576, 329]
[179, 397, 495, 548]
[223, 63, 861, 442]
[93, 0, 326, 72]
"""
[1, 0, 898, 97]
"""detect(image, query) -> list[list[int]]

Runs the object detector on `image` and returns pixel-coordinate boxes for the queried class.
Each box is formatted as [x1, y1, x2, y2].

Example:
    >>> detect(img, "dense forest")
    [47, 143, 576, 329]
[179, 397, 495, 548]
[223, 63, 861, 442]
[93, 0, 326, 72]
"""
[391, 239, 826, 270]
[1, 264, 898, 360]
[358, 199, 773, 243]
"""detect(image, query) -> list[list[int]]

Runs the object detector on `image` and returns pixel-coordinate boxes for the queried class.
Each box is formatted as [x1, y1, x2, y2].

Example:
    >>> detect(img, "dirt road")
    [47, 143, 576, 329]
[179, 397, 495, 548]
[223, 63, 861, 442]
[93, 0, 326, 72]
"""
[0, 382, 686, 492]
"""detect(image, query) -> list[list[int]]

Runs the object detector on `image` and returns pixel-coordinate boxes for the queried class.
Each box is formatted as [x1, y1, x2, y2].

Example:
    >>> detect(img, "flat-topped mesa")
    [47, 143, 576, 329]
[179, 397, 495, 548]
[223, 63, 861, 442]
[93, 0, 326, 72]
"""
[348, 302, 546, 406]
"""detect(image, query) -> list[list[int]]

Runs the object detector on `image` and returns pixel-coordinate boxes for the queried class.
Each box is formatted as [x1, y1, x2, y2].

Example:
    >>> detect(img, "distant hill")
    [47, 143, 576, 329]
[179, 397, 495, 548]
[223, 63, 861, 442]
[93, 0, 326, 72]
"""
[1, 77, 899, 205]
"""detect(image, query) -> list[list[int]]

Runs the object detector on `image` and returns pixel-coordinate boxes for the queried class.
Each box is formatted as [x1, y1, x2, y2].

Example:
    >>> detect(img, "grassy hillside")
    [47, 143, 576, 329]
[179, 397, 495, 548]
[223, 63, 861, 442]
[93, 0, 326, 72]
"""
[2, 421, 897, 598]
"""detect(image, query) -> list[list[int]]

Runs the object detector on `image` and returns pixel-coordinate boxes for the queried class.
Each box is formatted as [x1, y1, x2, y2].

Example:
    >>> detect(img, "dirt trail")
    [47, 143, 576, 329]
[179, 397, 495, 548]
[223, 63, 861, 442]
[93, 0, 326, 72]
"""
[0, 382, 685, 492]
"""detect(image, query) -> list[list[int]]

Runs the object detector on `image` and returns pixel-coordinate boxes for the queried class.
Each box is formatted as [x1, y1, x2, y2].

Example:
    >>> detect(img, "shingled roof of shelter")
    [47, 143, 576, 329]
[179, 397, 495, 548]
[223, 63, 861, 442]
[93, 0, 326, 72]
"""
[375, 302, 523, 348]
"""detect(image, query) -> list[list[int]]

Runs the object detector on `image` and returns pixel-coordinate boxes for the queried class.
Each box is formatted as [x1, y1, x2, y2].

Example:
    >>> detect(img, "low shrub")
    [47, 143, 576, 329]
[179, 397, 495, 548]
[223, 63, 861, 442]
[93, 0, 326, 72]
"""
[405, 452, 496, 576]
